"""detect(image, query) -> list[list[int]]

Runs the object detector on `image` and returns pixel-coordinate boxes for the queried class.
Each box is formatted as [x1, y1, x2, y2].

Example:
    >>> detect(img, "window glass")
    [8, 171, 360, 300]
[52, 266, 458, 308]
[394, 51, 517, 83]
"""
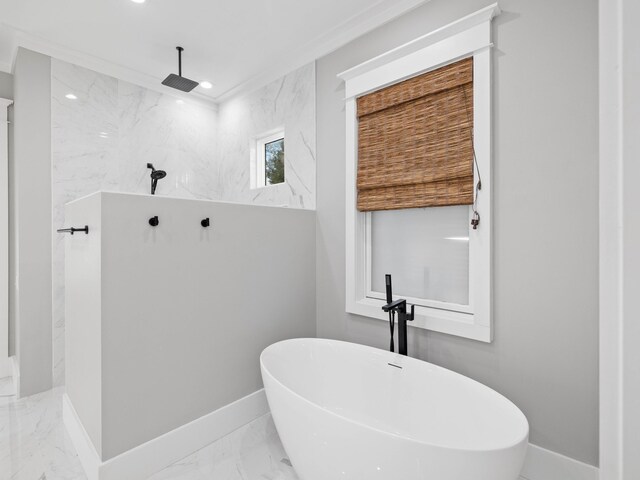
[265, 138, 284, 185]
[370, 206, 470, 305]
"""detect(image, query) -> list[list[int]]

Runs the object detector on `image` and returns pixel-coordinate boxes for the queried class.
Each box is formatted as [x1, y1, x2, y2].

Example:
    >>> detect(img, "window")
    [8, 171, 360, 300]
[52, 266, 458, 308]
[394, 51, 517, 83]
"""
[265, 138, 285, 185]
[359, 57, 474, 314]
[252, 128, 285, 188]
[338, 4, 499, 342]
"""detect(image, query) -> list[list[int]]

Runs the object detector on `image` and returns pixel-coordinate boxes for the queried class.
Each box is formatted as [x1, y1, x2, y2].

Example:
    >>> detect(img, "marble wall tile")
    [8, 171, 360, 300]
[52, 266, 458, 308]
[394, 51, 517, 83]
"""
[116, 82, 220, 199]
[51, 61, 119, 387]
[217, 63, 316, 209]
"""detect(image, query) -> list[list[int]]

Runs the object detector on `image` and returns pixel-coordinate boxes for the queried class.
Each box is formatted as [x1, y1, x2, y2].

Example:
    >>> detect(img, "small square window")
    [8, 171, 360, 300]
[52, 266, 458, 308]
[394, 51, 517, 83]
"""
[265, 137, 285, 186]
[252, 129, 285, 188]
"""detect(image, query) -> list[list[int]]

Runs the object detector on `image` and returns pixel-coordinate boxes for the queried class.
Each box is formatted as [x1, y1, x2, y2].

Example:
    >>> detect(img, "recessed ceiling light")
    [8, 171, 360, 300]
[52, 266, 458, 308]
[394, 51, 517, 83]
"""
[65, 93, 77, 100]
[200, 81, 213, 89]
[176, 99, 185, 105]
[131, 0, 146, 3]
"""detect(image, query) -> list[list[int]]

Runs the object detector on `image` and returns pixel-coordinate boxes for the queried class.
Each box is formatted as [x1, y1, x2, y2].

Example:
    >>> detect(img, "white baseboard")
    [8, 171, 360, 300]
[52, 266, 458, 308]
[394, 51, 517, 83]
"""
[521, 443, 599, 480]
[63, 389, 269, 480]
[63, 395, 101, 480]
[65, 392, 598, 480]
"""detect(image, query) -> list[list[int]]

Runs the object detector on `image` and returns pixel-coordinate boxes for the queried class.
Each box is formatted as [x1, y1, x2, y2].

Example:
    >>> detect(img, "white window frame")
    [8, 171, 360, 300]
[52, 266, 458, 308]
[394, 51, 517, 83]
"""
[337, 4, 500, 343]
[250, 127, 285, 189]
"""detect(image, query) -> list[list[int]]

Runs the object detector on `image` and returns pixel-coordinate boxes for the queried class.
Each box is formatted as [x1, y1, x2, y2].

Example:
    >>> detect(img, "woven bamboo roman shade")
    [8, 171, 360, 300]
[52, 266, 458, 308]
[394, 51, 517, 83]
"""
[356, 57, 474, 211]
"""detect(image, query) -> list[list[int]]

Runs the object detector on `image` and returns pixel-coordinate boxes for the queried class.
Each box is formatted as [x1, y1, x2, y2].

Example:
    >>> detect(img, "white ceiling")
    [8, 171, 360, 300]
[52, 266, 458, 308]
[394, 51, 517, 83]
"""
[0, 0, 428, 103]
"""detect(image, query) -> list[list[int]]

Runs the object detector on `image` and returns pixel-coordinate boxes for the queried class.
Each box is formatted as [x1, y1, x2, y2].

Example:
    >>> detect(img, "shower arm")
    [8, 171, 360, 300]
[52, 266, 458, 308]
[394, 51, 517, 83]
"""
[57, 226, 89, 235]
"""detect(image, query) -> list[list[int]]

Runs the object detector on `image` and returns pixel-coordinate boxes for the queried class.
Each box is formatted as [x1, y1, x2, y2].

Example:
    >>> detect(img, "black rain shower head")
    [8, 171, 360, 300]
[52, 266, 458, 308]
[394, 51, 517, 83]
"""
[162, 46, 199, 93]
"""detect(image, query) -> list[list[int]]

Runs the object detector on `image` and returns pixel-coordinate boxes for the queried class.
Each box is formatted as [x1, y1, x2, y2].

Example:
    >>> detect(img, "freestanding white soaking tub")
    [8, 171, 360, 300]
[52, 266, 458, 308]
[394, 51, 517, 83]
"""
[261, 338, 528, 480]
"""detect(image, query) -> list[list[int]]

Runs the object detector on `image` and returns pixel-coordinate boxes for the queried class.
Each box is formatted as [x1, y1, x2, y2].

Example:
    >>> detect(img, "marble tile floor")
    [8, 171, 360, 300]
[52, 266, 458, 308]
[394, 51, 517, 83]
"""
[1, 384, 528, 480]
[0, 386, 85, 480]
[0, 385, 299, 480]
[147, 414, 298, 480]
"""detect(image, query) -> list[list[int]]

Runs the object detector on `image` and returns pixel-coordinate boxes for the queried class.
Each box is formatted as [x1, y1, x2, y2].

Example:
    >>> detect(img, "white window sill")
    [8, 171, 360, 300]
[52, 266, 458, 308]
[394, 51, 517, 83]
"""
[347, 297, 491, 343]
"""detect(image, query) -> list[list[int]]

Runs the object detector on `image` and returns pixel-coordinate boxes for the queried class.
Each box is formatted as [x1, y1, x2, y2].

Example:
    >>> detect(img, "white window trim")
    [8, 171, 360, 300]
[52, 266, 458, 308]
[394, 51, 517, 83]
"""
[250, 127, 285, 189]
[337, 4, 500, 343]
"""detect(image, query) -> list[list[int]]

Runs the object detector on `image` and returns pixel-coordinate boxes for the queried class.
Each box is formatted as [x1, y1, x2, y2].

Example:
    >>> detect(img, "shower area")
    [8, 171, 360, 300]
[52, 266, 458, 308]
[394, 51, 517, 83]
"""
[51, 57, 316, 385]
[51, 54, 317, 478]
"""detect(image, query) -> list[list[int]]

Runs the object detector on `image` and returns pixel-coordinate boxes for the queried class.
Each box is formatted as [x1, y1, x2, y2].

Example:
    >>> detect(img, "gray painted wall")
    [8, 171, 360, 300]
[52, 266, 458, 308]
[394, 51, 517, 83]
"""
[13, 48, 52, 396]
[316, 0, 598, 466]
[0, 72, 13, 99]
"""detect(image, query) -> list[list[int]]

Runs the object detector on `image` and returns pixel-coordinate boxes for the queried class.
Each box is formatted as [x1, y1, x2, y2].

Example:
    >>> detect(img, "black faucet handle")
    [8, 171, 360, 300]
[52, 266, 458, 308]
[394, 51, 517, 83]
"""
[382, 298, 406, 312]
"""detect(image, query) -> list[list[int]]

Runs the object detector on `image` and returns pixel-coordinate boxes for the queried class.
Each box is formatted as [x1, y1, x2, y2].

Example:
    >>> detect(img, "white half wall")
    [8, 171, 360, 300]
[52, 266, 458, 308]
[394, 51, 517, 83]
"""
[65, 192, 316, 460]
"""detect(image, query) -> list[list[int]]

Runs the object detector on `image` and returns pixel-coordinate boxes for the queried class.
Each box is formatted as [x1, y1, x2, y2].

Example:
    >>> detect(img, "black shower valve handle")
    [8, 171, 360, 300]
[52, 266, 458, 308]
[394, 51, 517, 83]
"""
[201, 218, 210, 228]
[149, 216, 159, 227]
[407, 304, 415, 321]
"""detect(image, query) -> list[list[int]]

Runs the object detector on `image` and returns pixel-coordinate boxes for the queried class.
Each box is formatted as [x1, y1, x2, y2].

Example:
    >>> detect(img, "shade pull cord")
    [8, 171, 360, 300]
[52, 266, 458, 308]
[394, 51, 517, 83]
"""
[460, 84, 482, 230]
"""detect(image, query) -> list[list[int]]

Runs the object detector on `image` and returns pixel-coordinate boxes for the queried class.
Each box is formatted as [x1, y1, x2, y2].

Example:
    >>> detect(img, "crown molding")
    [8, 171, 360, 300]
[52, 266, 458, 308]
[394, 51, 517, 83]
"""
[5, 26, 217, 111]
[214, 0, 432, 103]
[2, 0, 432, 107]
[338, 3, 500, 84]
